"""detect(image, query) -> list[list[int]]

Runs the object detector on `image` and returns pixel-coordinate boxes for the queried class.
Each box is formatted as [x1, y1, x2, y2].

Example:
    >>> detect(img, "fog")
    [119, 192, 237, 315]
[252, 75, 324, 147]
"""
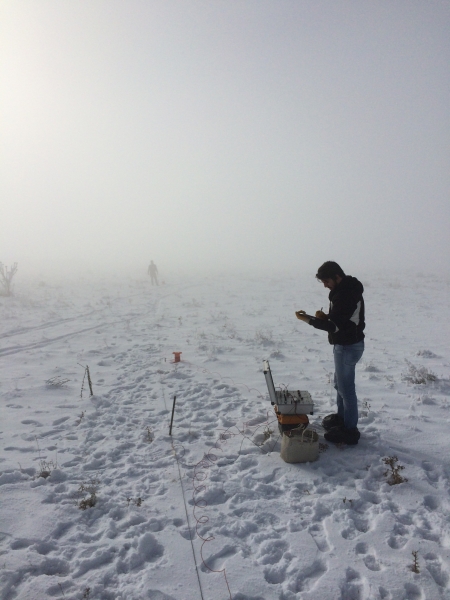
[1, 0, 449, 279]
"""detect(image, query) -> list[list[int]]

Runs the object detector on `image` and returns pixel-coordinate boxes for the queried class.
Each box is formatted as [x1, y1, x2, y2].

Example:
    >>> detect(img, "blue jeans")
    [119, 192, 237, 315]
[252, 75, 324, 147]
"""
[333, 341, 364, 429]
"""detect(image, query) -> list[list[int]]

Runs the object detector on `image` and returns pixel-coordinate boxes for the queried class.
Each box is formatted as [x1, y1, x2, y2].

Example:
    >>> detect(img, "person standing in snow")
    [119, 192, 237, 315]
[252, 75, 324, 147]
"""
[295, 261, 365, 445]
[148, 260, 159, 286]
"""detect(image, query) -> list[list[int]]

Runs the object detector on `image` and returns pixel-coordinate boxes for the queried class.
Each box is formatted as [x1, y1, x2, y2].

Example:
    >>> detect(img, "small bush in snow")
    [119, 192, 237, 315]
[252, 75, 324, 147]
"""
[263, 425, 274, 441]
[416, 349, 438, 358]
[254, 330, 274, 346]
[35, 437, 57, 478]
[45, 376, 70, 388]
[76, 411, 85, 426]
[362, 362, 380, 372]
[38, 458, 58, 479]
[418, 395, 437, 406]
[411, 550, 420, 574]
[126, 497, 143, 507]
[402, 360, 437, 385]
[77, 478, 99, 510]
[383, 456, 408, 485]
[361, 399, 371, 416]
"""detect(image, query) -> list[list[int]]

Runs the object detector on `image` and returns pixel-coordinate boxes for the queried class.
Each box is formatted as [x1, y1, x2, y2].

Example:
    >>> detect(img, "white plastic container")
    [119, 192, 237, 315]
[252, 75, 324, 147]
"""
[280, 428, 319, 463]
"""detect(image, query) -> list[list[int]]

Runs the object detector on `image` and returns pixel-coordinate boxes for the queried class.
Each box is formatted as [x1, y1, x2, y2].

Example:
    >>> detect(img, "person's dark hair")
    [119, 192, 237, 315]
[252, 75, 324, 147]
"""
[315, 261, 345, 280]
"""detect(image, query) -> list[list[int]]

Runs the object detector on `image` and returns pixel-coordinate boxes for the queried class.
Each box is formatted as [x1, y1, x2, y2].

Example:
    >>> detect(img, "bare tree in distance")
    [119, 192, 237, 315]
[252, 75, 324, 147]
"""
[0, 262, 18, 296]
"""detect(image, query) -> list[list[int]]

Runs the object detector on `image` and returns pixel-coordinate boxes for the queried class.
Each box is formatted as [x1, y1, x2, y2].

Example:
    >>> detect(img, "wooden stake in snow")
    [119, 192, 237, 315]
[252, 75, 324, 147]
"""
[86, 366, 93, 396]
[169, 395, 177, 436]
[79, 364, 94, 398]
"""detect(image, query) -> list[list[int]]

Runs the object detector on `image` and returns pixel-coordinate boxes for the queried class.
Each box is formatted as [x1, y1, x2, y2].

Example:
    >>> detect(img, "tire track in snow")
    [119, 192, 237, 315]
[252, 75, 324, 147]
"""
[0, 284, 200, 357]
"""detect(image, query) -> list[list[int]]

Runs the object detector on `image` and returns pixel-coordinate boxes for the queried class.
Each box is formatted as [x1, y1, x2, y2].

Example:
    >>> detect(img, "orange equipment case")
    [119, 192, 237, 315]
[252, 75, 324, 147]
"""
[275, 411, 309, 426]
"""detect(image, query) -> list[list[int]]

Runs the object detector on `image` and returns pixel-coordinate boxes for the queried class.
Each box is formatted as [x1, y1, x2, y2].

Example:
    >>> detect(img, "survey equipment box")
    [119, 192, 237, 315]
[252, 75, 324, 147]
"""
[263, 360, 314, 415]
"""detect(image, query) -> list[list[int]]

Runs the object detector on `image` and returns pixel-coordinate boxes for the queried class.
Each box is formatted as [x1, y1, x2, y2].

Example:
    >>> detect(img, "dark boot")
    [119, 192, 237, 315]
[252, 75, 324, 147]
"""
[322, 413, 344, 431]
[324, 426, 360, 445]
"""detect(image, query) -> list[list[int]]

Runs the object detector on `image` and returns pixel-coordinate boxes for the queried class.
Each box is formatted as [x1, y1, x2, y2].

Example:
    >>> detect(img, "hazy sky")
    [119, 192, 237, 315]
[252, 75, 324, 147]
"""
[1, 0, 449, 276]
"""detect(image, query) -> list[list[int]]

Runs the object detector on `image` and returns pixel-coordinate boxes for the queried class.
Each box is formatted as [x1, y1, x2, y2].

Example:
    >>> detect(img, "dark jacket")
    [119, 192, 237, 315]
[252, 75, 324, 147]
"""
[309, 275, 365, 345]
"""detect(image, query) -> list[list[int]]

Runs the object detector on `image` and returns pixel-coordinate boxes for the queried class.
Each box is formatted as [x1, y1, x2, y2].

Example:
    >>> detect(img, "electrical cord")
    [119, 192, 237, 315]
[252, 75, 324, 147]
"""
[171, 440, 206, 600]
[169, 414, 284, 600]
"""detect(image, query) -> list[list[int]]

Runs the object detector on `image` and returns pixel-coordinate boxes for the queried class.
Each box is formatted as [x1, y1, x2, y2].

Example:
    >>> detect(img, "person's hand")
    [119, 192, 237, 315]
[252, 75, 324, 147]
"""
[315, 310, 328, 320]
[295, 310, 310, 323]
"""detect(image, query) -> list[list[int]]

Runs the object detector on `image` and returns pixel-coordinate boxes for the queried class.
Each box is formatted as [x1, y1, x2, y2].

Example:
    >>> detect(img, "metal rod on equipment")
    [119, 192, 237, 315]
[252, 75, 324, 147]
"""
[263, 360, 277, 405]
[169, 395, 177, 436]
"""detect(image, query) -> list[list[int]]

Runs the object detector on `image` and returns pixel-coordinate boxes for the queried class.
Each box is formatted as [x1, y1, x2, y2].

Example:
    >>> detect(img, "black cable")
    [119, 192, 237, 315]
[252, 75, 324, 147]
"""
[172, 442, 205, 600]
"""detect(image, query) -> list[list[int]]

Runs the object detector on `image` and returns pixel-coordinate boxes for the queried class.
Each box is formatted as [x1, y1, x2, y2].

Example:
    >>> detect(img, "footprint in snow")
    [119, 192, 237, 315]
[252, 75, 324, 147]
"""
[51, 416, 70, 426]
[236, 456, 258, 470]
[308, 522, 331, 552]
[341, 527, 359, 541]
[363, 553, 382, 571]
[422, 461, 440, 486]
[378, 585, 393, 599]
[355, 541, 368, 554]
[33, 540, 57, 555]
[167, 371, 191, 380]
[256, 539, 289, 565]
[387, 533, 408, 550]
[39, 556, 70, 576]
[403, 582, 425, 600]
[217, 517, 258, 540]
[358, 488, 381, 505]
[250, 511, 280, 528]
[114, 534, 166, 574]
[50, 521, 74, 540]
[423, 552, 449, 588]
[263, 561, 287, 584]
[200, 544, 237, 572]
[202, 484, 231, 506]
[10, 538, 35, 550]
[340, 567, 368, 599]
[311, 501, 333, 522]
[178, 526, 196, 541]
[146, 591, 177, 600]
[289, 558, 328, 593]
[423, 495, 440, 510]
[341, 516, 370, 540]
[4, 445, 35, 453]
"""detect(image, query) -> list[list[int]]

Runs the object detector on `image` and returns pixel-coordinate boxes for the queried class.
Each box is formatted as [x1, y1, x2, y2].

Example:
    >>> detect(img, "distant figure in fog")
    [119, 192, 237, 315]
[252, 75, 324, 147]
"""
[148, 261, 159, 286]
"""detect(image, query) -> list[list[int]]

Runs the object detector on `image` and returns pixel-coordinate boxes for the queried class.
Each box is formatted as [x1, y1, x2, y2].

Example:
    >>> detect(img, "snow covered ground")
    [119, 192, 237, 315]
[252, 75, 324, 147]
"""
[1, 271, 450, 600]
